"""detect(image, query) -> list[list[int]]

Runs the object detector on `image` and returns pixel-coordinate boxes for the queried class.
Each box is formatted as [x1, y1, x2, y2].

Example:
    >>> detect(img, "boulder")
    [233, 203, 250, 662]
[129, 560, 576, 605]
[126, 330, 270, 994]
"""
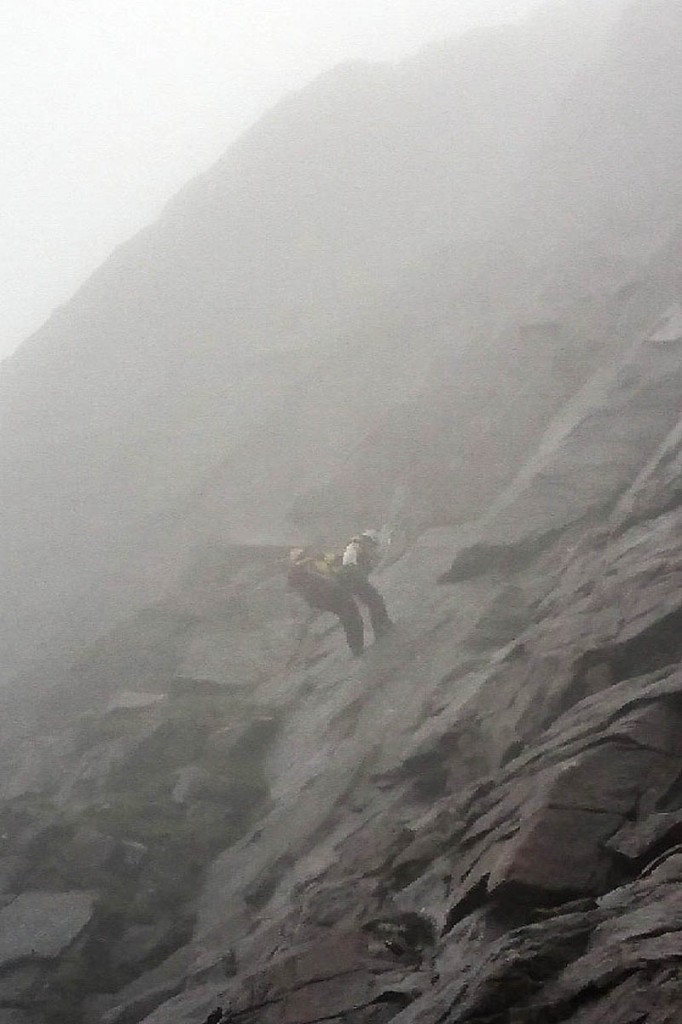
[488, 807, 623, 900]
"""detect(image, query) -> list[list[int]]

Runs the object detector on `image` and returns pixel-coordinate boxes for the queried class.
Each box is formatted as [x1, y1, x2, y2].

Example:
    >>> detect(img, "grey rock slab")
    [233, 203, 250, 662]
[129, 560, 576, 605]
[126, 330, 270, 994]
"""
[109, 920, 179, 972]
[412, 908, 598, 1024]
[476, 322, 682, 543]
[465, 585, 534, 651]
[565, 969, 682, 1024]
[90, 943, 194, 1024]
[136, 983, 222, 1024]
[175, 622, 287, 690]
[607, 810, 682, 861]
[538, 667, 682, 755]
[540, 743, 681, 817]
[55, 716, 165, 804]
[0, 891, 94, 967]
[607, 700, 682, 760]
[433, 680, 682, 904]
[551, 931, 682, 1006]
[226, 930, 423, 1020]
[538, 870, 682, 1008]
[196, 726, 381, 936]
[639, 845, 682, 885]
[488, 806, 624, 898]
[593, 884, 682, 946]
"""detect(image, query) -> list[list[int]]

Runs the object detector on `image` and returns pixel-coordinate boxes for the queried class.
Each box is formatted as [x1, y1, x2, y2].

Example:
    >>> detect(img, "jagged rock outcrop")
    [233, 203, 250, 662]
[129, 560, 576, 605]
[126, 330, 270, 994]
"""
[2, 1, 682, 1023]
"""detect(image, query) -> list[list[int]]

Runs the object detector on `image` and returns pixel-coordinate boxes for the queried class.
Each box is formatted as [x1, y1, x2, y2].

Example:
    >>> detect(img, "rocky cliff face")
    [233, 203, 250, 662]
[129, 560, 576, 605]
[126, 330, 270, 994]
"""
[4, 304, 682, 1023]
[4, 0, 676, 685]
[2, 0, 682, 1022]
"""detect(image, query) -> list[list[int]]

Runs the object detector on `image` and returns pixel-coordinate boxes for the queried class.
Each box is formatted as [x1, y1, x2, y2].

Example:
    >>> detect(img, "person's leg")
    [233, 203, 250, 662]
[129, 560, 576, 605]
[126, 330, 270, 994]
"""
[330, 590, 365, 655]
[343, 571, 392, 638]
[364, 584, 392, 637]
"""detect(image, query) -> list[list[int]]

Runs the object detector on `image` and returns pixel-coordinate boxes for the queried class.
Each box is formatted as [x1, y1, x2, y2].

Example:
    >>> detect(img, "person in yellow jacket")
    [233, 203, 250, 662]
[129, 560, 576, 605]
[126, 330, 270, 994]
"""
[287, 533, 392, 656]
[287, 548, 365, 655]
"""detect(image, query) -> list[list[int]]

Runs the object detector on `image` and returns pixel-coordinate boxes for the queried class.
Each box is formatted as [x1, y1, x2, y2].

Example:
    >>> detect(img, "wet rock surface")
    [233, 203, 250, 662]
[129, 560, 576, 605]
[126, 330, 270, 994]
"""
[3, 442, 682, 1022]
[4, 428, 681, 1022]
[110, 381, 682, 1023]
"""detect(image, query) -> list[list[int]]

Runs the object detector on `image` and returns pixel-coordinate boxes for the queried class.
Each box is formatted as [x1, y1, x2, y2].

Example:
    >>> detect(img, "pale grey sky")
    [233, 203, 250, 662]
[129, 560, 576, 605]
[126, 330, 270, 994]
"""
[1, 0, 539, 360]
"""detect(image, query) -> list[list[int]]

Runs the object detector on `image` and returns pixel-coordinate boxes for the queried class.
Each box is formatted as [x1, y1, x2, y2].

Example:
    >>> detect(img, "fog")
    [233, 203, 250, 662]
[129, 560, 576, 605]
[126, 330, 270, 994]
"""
[5, 0, 680, 689]
[1, 0, 540, 360]
[2, 2, 682, 1019]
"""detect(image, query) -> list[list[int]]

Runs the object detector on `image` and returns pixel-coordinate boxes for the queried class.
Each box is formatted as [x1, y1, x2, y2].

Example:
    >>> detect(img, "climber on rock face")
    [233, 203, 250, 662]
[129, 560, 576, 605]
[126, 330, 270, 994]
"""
[339, 531, 393, 640]
[287, 547, 365, 656]
[286, 533, 392, 657]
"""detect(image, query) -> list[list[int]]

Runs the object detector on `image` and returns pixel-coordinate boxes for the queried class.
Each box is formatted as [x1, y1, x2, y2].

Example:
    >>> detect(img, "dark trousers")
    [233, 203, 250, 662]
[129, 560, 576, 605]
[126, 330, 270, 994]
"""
[338, 567, 391, 639]
[292, 574, 365, 655]
[325, 586, 365, 655]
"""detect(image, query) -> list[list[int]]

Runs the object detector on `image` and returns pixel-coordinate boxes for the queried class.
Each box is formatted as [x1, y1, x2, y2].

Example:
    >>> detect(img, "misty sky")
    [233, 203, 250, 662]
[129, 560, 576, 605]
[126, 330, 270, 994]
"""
[2, 0, 539, 361]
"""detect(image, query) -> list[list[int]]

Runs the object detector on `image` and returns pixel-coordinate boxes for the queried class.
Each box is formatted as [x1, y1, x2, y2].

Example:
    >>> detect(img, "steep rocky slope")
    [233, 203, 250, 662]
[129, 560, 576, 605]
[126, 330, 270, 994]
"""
[2, 306, 682, 1022]
[2, 0, 682, 1022]
[3, 0, 675, 686]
